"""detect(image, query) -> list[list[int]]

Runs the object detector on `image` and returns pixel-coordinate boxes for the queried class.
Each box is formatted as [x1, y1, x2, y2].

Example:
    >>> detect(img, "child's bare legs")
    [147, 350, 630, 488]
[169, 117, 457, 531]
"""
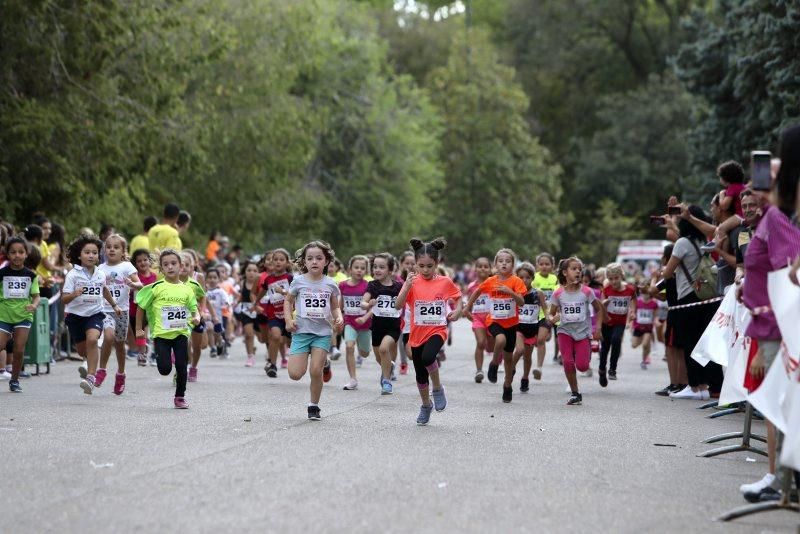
[378, 337, 395, 380]
[473, 327, 487, 371]
[345, 341, 357, 380]
[243, 323, 255, 355]
[268, 327, 282, 365]
[536, 325, 551, 368]
[522, 344, 533, 380]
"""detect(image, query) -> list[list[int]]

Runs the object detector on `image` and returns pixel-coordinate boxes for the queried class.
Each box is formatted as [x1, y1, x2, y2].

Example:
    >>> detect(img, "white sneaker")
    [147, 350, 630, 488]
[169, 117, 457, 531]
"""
[581, 368, 593, 378]
[343, 378, 358, 391]
[0, 370, 11, 380]
[740, 473, 776, 495]
[78, 361, 88, 378]
[700, 390, 711, 400]
[669, 386, 703, 399]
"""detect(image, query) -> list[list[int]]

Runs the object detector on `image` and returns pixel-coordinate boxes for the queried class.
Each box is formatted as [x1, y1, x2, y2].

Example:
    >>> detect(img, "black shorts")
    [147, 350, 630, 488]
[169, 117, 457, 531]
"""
[518, 322, 539, 340]
[235, 312, 257, 327]
[372, 325, 401, 347]
[537, 318, 552, 330]
[488, 323, 517, 352]
[633, 326, 653, 337]
[267, 318, 291, 338]
[65, 312, 104, 344]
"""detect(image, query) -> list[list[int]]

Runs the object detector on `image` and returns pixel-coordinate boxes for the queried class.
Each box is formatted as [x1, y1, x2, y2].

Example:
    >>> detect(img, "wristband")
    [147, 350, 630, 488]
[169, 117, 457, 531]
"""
[135, 338, 147, 347]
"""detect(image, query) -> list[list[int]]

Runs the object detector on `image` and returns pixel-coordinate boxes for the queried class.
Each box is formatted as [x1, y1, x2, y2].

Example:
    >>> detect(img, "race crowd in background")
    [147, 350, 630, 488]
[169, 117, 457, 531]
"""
[1, 124, 800, 506]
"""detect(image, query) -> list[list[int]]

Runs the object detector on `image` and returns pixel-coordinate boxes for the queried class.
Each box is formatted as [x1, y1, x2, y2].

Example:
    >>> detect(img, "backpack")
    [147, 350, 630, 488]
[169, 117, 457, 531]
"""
[679, 239, 718, 301]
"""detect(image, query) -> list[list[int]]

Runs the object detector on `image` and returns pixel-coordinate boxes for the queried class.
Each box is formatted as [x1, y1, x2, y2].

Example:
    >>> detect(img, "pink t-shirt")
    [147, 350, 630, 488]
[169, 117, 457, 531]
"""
[725, 183, 747, 217]
[339, 279, 371, 330]
[633, 297, 659, 331]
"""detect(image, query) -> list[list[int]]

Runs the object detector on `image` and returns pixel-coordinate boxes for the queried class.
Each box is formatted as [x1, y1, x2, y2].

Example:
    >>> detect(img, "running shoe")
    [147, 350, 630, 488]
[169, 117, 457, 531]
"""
[381, 378, 393, 395]
[245, 356, 255, 367]
[210, 347, 217, 358]
[78, 362, 88, 379]
[475, 369, 484, 383]
[520, 378, 529, 393]
[400, 362, 408, 375]
[740, 473, 775, 496]
[581, 368, 593, 378]
[94, 368, 107, 388]
[9, 379, 22, 393]
[640, 361, 648, 370]
[532, 368, 542, 381]
[18, 370, 31, 378]
[174, 397, 189, 409]
[599, 369, 608, 388]
[188, 367, 198, 382]
[416, 404, 433, 425]
[502, 386, 513, 403]
[80, 375, 96, 395]
[487, 362, 499, 384]
[137, 353, 147, 367]
[654, 384, 673, 396]
[432, 386, 447, 411]
[343, 378, 358, 391]
[113, 373, 125, 395]
[323, 360, 332, 383]
[266, 363, 278, 378]
[307, 405, 321, 421]
[330, 347, 341, 361]
[0, 370, 11, 380]
[280, 357, 288, 369]
[149, 353, 157, 366]
[567, 392, 582, 405]
[608, 370, 617, 380]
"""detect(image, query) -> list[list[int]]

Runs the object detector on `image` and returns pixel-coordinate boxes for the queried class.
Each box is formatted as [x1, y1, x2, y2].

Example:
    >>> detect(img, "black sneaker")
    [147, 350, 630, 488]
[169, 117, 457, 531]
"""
[487, 363, 499, 384]
[744, 485, 781, 503]
[608, 370, 617, 380]
[9, 380, 22, 393]
[266, 363, 278, 378]
[670, 384, 686, 393]
[655, 384, 674, 397]
[307, 405, 321, 421]
[567, 392, 582, 405]
[520, 378, 529, 393]
[502, 386, 512, 403]
[599, 370, 608, 388]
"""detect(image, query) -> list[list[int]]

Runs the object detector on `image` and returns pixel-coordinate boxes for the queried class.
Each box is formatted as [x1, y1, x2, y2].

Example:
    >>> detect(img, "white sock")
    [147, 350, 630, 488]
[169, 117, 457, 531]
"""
[308, 403, 318, 408]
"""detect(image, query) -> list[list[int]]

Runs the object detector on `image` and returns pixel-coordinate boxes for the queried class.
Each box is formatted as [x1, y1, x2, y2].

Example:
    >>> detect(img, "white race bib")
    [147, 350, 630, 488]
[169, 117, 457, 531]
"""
[3, 276, 31, 299]
[161, 305, 188, 330]
[298, 290, 331, 320]
[519, 304, 539, 324]
[472, 294, 489, 314]
[79, 283, 103, 306]
[636, 308, 654, 325]
[561, 302, 586, 323]
[414, 299, 447, 326]
[107, 281, 128, 304]
[373, 295, 401, 318]
[607, 296, 630, 315]
[268, 279, 289, 304]
[490, 298, 515, 320]
[343, 295, 365, 316]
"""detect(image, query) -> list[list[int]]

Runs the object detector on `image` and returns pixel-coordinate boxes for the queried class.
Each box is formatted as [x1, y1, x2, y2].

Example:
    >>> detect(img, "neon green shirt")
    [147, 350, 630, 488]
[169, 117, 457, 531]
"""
[135, 279, 198, 339]
[533, 273, 559, 319]
[0, 266, 40, 324]
[186, 278, 206, 301]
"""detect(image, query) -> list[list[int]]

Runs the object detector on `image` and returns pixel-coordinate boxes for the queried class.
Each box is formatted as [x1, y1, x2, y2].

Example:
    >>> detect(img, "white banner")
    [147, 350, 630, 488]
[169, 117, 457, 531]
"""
[768, 268, 800, 364]
[780, 379, 800, 471]
[692, 289, 750, 367]
[718, 335, 750, 406]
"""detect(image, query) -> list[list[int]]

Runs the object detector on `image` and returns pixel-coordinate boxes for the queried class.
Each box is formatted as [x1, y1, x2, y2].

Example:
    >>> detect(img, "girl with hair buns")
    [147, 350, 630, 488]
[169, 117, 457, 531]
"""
[395, 238, 462, 425]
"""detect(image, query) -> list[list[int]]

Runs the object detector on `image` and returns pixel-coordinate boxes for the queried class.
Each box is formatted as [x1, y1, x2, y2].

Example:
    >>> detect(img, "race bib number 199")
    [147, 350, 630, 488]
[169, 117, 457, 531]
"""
[414, 300, 447, 326]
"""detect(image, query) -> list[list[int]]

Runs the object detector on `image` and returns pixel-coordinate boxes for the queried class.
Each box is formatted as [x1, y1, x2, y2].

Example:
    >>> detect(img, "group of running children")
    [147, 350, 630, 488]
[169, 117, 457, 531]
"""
[0, 234, 663, 424]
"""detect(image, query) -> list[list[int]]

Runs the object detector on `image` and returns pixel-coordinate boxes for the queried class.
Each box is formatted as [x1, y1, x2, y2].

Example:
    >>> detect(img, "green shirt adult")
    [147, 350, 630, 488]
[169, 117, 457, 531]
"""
[135, 279, 198, 339]
[0, 266, 40, 324]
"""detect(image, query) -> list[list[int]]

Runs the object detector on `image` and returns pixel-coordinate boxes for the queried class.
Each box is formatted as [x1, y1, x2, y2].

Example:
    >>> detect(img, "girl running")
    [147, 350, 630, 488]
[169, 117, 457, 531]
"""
[464, 257, 493, 383]
[179, 252, 214, 382]
[284, 241, 343, 420]
[97, 234, 142, 395]
[598, 262, 636, 386]
[395, 238, 462, 425]
[362, 253, 402, 395]
[63, 234, 122, 394]
[534, 252, 560, 376]
[135, 249, 201, 409]
[513, 262, 546, 393]
[254, 251, 273, 353]
[631, 287, 659, 369]
[548, 257, 605, 405]
[235, 260, 259, 367]
[465, 249, 527, 403]
[252, 249, 293, 377]
[129, 249, 157, 367]
[339, 255, 372, 390]
[0, 237, 41, 393]
[396, 251, 416, 376]
[204, 267, 227, 357]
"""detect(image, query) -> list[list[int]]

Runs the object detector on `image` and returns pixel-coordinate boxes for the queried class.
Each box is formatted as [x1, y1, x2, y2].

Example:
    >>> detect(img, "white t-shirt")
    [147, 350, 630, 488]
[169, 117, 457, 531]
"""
[99, 261, 137, 312]
[63, 265, 108, 317]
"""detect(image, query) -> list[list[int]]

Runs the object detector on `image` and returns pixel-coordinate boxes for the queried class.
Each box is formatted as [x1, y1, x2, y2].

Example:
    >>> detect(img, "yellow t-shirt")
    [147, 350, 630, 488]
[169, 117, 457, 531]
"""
[532, 273, 559, 319]
[147, 224, 182, 252]
[36, 242, 52, 280]
[129, 234, 150, 253]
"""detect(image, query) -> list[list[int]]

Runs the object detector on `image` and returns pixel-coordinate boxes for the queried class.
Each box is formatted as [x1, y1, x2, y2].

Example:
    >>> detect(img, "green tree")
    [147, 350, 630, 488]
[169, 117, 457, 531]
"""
[574, 199, 645, 265]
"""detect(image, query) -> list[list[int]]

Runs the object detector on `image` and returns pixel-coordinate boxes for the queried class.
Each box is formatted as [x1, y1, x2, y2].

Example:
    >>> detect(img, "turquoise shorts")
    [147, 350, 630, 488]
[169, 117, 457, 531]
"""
[289, 333, 331, 356]
[344, 325, 371, 355]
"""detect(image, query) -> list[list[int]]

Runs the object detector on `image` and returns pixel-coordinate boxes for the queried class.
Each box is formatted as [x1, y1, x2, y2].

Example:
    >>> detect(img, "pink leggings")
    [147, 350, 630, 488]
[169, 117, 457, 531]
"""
[558, 333, 590, 373]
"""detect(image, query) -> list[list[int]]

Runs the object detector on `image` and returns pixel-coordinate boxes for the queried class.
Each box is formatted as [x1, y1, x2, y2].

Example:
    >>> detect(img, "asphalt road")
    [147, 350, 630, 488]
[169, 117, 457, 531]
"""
[3, 320, 797, 533]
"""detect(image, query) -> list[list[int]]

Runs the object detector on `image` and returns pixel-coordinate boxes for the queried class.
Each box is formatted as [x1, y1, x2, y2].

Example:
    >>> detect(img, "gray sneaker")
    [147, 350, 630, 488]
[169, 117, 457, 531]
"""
[432, 386, 447, 412]
[416, 404, 433, 425]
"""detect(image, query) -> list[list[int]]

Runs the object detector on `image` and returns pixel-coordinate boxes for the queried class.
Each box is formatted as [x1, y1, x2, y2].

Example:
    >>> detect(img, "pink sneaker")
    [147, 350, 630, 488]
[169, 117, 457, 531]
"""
[245, 356, 255, 367]
[94, 368, 107, 387]
[174, 396, 189, 409]
[280, 357, 288, 369]
[113, 373, 126, 395]
[188, 367, 198, 382]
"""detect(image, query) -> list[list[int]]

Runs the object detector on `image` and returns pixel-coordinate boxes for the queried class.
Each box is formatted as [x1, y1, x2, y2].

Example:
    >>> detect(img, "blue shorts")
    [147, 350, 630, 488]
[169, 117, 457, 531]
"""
[344, 325, 371, 355]
[65, 312, 105, 344]
[289, 333, 331, 356]
[0, 320, 32, 335]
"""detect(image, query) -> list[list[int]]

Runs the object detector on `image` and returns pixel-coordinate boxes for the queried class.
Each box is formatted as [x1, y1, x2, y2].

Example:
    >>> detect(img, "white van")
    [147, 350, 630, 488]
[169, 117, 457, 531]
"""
[614, 240, 670, 279]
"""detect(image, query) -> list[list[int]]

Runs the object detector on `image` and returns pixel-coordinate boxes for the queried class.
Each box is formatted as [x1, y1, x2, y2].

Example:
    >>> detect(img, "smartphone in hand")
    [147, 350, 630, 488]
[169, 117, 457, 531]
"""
[667, 206, 682, 216]
[751, 151, 772, 191]
[650, 215, 666, 226]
